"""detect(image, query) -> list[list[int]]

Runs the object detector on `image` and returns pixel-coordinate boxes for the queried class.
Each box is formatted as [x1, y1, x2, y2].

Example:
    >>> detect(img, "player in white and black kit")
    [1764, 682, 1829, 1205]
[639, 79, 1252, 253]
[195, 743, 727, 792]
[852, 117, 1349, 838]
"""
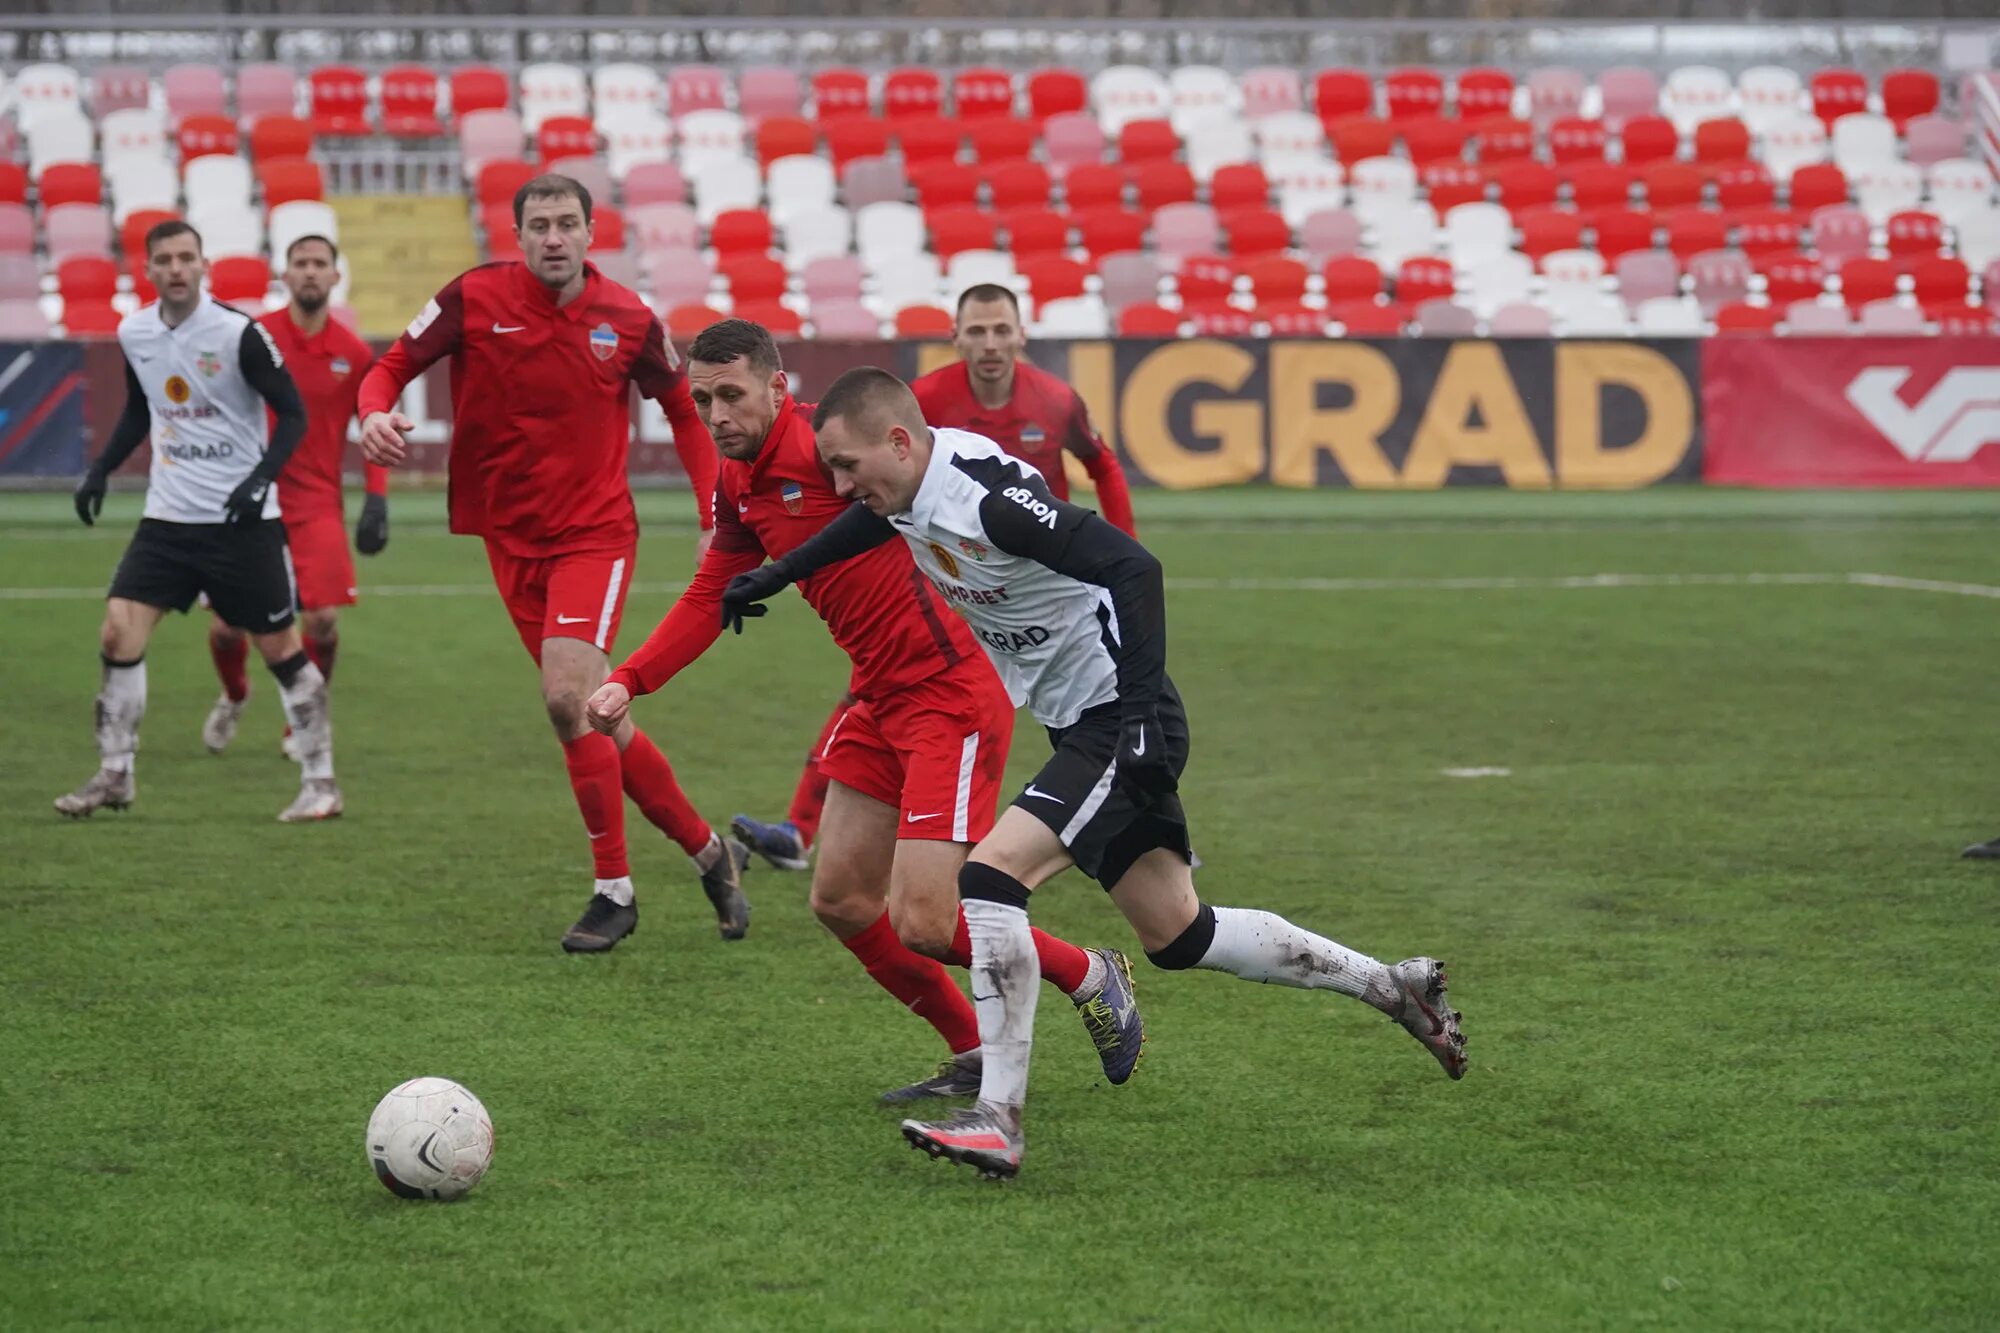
[721, 368, 1467, 1179]
[57, 219, 341, 823]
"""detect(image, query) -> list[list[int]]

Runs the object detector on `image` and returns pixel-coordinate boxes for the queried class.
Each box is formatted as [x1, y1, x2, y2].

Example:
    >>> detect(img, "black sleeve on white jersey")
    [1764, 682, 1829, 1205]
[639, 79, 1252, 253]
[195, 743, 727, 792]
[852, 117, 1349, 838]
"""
[237, 318, 308, 485]
[767, 500, 899, 583]
[90, 357, 152, 479]
[960, 453, 1167, 711]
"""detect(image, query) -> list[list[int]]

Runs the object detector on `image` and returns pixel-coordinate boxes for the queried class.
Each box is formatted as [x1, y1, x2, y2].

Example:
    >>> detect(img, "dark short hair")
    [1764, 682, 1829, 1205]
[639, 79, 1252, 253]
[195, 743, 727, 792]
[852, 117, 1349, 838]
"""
[284, 233, 340, 265]
[955, 283, 1021, 320]
[810, 367, 922, 437]
[687, 318, 783, 377]
[512, 172, 593, 228]
[144, 219, 201, 259]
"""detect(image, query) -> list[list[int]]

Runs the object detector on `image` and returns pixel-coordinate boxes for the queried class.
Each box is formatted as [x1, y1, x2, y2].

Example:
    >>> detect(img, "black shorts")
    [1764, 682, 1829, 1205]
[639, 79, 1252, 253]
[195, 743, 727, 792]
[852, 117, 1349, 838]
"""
[108, 518, 296, 633]
[1011, 679, 1193, 889]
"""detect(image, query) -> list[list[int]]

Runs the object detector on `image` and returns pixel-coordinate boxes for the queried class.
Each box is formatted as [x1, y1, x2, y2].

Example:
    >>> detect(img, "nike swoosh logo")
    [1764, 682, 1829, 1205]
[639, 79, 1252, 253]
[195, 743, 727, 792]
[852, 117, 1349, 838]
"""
[492, 323, 526, 334]
[972, 991, 1000, 1003]
[905, 812, 944, 822]
[1130, 733, 1146, 757]
[415, 1131, 445, 1172]
[554, 614, 589, 624]
[587, 831, 606, 839]
[737, 502, 750, 514]
[1023, 785, 1064, 804]
[267, 609, 288, 622]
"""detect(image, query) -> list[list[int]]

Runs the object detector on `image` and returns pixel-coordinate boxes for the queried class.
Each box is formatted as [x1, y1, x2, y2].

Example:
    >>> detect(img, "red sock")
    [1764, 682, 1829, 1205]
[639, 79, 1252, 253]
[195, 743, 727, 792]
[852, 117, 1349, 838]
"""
[947, 908, 1093, 995]
[619, 727, 712, 857]
[208, 628, 249, 703]
[561, 732, 629, 879]
[303, 633, 337, 685]
[788, 696, 849, 849]
[843, 912, 980, 1054]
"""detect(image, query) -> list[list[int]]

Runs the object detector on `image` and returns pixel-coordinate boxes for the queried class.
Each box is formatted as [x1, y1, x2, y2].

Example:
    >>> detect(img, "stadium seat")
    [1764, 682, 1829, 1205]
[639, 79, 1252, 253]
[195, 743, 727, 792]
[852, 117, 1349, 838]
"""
[61, 299, 123, 336]
[1132, 160, 1196, 211]
[1760, 252, 1829, 303]
[1543, 247, 1606, 293]
[1384, 68, 1444, 122]
[458, 108, 524, 178]
[1664, 208, 1727, 261]
[800, 254, 865, 304]
[1076, 207, 1147, 260]
[629, 201, 699, 254]
[1620, 116, 1679, 165]
[1412, 298, 1477, 335]
[1348, 155, 1416, 219]
[1737, 66, 1804, 134]
[1662, 65, 1732, 134]
[1367, 202, 1441, 268]
[1733, 207, 1801, 257]
[1095, 251, 1160, 311]
[449, 66, 511, 117]
[1714, 160, 1775, 210]
[1635, 295, 1705, 335]
[915, 163, 979, 211]
[1856, 298, 1925, 333]
[1488, 301, 1554, 336]
[1519, 208, 1585, 263]
[1321, 254, 1384, 303]
[1422, 161, 1487, 213]
[809, 299, 880, 338]
[969, 117, 1038, 165]
[57, 253, 118, 303]
[1598, 66, 1661, 129]
[894, 304, 954, 337]
[720, 253, 787, 302]
[1154, 202, 1218, 261]
[1854, 161, 1924, 224]
[1331, 300, 1407, 335]
[1783, 299, 1851, 334]
[841, 156, 907, 210]
[1932, 302, 1994, 335]
[1786, 161, 1849, 213]
[1270, 157, 1345, 226]
[1313, 69, 1374, 122]
[1910, 255, 1971, 307]
[1174, 253, 1233, 303]
[1400, 116, 1469, 167]
[1693, 117, 1751, 165]
[667, 64, 729, 119]
[823, 117, 892, 171]
[1254, 110, 1325, 162]
[1902, 116, 1964, 170]
[369, 65, 442, 139]
[1763, 113, 1831, 180]
[27, 110, 94, 180]
[1036, 294, 1111, 337]
[856, 200, 925, 268]
[98, 108, 165, 170]
[1566, 162, 1635, 211]
[1832, 114, 1898, 176]
[1117, 301, 1182, 336]
[1209, 162, 1270, 213]
[1805, 204, 1867, 270]
[690, 156, 760, 226]
[1327, 116, 1394, 163]
[1454, 67, 1515, 120]
[1714, 301, 1781, 333]
[884, 69, 945, 122]
[249, 115, 313, 164]
[1186, 119, 1255, 183]
[952, 68, 1015, 121]
[678, 110, 747, 172]
[737, 300, 803, 337]
[237, 64, 299, 122]
[207, 254, 269, 303]
[0, 163, 25, 206]
[476, 159, 537, 208]
[1495, 160, 1561, 211]
[1444, 201, 1512, 264]
[668, 302, 728, 338]
[1019, 254, 1089, 303]
[1616, 250, 1682, 309]
[739, 66, 803, 124]
[973, 163, 1045, 217]
[1169, 66, 1242, 137]
[646, 250, 712, 308]
[602, 114, 671, 182]
[1526, 68, 1587, 127]
[310, 65, 371, 137]
[164, 64, 228, 123]
[899, 117, 965, 177]
[780, 204, 852, 268]
[519, 63, 588, 132]
[1242, 255, 1309, 302]
[1475, 117, 1535, 164]
[809, 68, 872, 124]
[0, 251, 38, 300]
[1091, 66, 1171, 135]
[258, 158, 324, 208]
[0, 299, 53, 338]
[710, 207, 775, 256]
[767, 154, 835, 225]
[1026, 68, 1088, 124]
[40, 163, 103, 209]
[1837, 256, 1898, 309]
[1396, 255, 1454, 305]
[46, 202, 113, 262]
[1241, 67, 1304, 121]
[1118, 119, 1180, 166]
[1876, 71, 1943, 133]
[1640, 161, 1704, 211]
[1590, 207, 1657, 262]
[928, 207, 998, 259]
[1808, 69, 1869, 130]
[1061, 162, 1126, 211]
[175, 113, 240, 163]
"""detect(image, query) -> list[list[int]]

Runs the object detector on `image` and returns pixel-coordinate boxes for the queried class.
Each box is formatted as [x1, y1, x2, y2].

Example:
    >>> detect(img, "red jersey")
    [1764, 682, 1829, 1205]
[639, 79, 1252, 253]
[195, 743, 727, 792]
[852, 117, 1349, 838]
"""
[910, 359, 1136, 535]
[258, 308, 381, 518]
[608, 395, 984, 703]
[357, 260, 718, 558]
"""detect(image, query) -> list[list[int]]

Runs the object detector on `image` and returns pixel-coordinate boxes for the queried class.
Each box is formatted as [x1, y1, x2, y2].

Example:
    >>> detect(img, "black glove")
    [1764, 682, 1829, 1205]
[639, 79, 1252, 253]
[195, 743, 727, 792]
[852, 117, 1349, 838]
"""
[74, 469, 107, 526]
[721, 562, 793, 635]
[1116, 707, 1178, 802]
[223, 476, 270, 526]
[355, 493, 389, 555]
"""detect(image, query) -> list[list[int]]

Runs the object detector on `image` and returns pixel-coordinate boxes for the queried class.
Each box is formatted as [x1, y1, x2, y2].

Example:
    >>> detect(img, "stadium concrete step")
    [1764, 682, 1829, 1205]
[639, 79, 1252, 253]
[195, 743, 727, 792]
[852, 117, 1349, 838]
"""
[331, 196, 478, 338]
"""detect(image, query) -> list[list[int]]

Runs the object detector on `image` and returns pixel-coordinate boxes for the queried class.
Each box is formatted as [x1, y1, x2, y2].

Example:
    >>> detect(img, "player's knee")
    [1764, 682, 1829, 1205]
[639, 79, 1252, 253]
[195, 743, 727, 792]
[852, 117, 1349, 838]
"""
[541, 687, 588, 736]
[301, 609, 338, 641]
[808, 869, 880, 935]
[1144, 901, 1217, 971]
[889, 896, 955, 959]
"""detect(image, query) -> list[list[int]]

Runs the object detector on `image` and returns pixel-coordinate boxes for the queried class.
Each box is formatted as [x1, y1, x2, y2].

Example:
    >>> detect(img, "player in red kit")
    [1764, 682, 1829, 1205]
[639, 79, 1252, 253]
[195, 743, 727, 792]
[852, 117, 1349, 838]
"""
[355, 173, 748, 955]
[729, 281, 1136, 872]
[584, 320, 1143, 1103]
[202, 235, 384, 758]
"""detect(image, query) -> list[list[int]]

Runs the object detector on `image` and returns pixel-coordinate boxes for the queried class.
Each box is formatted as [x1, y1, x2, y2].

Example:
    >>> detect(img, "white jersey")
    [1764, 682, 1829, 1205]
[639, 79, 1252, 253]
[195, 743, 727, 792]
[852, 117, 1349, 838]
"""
[116, 300, 286, 524]
[889, 428, 1121, 728]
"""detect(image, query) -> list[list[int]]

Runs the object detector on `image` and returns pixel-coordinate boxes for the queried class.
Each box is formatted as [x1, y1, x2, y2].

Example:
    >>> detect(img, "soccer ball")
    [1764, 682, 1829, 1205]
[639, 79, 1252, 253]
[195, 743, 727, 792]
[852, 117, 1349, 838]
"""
[365, 1077, 494, 1201]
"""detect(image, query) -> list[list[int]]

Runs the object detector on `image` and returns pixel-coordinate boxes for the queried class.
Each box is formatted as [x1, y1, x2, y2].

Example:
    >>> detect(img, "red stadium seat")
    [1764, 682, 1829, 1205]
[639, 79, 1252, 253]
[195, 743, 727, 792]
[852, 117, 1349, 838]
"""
[1714, 160, 1775, 210]
[1326, 116, 1393, 163]
[57, 254, 119, 302]
[710, 208, 774, 256]
[1063, 163, 1127, 211]
[1787, 163, 1850, 213]
[1400, 117, 1469, 166]
[1422, 161, 1487, 212]
[1758, 251, 1828, 303]
[1176, 254, 1234, 303]
[0, 162, 25, 205]
[883, 69, 944, 121]
[1732, 207, 1800, 257]
[897, 115, 963, 168]
[258, 158, 325, 207]
[1880, 69, 1940, 132]
[721, 253, 787, 302]
[1222, 207, 1289, 257]
[380, 65, 443, 138]
[1076, 207, 1147, 260]
[823, 117, 892, 170]
[1396, 256, 1454, 305]
[1910, 255, 1970, 306]
[1693, 117, 1750, 165]
[1312, 69, 1374, 121]
[61, 300, 123, 336]
[1883, 209, 1945, 260]
[40, 163, 103, 209]
[120, 209, 178, 271]
[1642, 161, 1705, 210]
[755, 116, 817, 168]
[989, 161, 1052, 210]
[953, 68, 1015, 120]
[1454, 68, 1515, 120]
[1134, 160, 1197, 210]
[1002, 206, 1070, 260]
[1473, 116, 1535, 164]
[1664, 208, 1727, 261]
[177, 114, 240, 162]
[1838, 256, 1898, 309]
[1321, 254, 1384, 302]
[1931, 302, 1993, 335]
[248, 115, 314, 164]
[668, 302, 728, 338]
[1018, 254, 1089, 302]
[1187, 303, 1255, 336]
[734, 300, 803, 337]
[812, 68, 872, 122]
[207, 255, 269, 302]
[1619, 116, 1679, 165]
[1714, 301, 1780, 334]
[1495, 160, 1560, 211]
[895, 304, 954, 337]
[928, 207, 998, 258]
[450, 65, 511, 116]
[1808, 69, 1869, 131]
[1384, 68, 1444, 121]
[1117, 301, 1183, 336]
[536, 116, 595, 163]
[309, 65, 371, 137]
[589, 204, 626, 252]
[1026, 67, 1088, 124]
[1548, 116, 1608, 164]
[1331, 300, 1407, 335]
[1260, 302, 1329, 336]
[1242, 255, 1309, 301]
[480, 203, 522, 258]
[476, 159, 537, 208]
[915, 163, 980, 211]
[1118, 119, 1180, 165]
[970, 117, 1038, 165]
[1518, 207, 1584, 263]
[1566, 161, 1634, 210]
[1590, 207, 1657, 261]
[1209, 163, 1269, 212]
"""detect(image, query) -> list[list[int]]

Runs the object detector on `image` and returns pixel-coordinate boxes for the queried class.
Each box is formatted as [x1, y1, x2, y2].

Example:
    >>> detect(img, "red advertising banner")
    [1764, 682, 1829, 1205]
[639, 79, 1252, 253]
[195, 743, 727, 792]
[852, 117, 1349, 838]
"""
[1702, 336, 2000, 487]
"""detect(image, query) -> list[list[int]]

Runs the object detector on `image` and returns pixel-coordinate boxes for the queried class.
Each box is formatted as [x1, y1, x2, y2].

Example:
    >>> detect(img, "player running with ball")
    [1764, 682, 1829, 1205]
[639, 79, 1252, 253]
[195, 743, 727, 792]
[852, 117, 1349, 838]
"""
[721, 368, 1468, 1179]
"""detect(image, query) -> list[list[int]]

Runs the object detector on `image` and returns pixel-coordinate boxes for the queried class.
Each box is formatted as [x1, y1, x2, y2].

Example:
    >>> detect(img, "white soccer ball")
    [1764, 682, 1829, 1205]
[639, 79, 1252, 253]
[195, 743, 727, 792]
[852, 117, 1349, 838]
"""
[365, 1077, 494, 1201]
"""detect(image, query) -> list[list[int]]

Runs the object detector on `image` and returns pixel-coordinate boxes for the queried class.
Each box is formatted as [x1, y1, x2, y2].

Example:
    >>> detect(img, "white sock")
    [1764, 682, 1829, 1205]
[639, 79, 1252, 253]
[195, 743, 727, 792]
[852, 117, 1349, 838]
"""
[274, 661, 334, 781]
[1198, 906, 1397, 1009]
[963, 897, 1039, 1110]
[595, 876, 635, 907]
[96, 659, 146, 773]
[689, 832, 723, 872]
[1068, 949, 1107, 1004]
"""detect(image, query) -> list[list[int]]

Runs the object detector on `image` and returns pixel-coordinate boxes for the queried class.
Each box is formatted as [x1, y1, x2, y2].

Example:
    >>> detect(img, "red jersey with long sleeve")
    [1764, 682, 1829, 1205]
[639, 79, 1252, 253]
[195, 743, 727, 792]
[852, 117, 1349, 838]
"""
[356, 260, 719, 557]
[910, 358, 1136, 536]
[257, 308, 382, 518]
[608, 395, 982, 703]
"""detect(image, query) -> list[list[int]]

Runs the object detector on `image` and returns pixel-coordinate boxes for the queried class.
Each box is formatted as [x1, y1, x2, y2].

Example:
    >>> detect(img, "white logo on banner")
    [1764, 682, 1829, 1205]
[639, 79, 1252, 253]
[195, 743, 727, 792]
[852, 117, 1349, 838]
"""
[1845, 367, 2000, 463]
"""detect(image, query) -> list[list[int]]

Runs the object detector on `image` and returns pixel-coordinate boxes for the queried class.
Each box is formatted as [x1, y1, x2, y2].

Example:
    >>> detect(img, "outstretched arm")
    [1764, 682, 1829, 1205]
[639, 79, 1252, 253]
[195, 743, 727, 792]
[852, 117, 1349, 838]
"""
[1062, 392, 1137, 537]
[630, 317, 719, 533]
[357, 279, 464, 466]
[718, 501, 899, 631]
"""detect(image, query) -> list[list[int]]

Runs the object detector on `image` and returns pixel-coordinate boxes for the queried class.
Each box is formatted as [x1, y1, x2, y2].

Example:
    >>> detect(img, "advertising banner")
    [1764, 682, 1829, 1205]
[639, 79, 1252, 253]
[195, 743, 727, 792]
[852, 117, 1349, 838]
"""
[0, 342, 87, 478]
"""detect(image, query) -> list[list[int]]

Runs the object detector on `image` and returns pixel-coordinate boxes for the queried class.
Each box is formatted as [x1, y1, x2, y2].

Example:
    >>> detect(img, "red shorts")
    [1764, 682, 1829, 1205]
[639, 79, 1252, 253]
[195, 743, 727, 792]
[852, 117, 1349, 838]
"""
[483, 541, 634, 663]
[282, 510, 357, 610]
[818, 657, 1014, 844]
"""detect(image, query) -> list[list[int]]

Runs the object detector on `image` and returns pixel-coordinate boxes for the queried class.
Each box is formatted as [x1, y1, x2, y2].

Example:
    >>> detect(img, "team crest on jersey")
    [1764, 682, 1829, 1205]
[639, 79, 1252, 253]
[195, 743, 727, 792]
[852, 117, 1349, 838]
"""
[780, 480, 804, 514]
[330, 357, 352, 377]
[928, 542, 962, 580]
[957, 538, 988, 563]
[164, 375, 191, 404]
[1019, 424, 1046, 448]
[196, 351, 223, 378]
[589, 322, 618, 360]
